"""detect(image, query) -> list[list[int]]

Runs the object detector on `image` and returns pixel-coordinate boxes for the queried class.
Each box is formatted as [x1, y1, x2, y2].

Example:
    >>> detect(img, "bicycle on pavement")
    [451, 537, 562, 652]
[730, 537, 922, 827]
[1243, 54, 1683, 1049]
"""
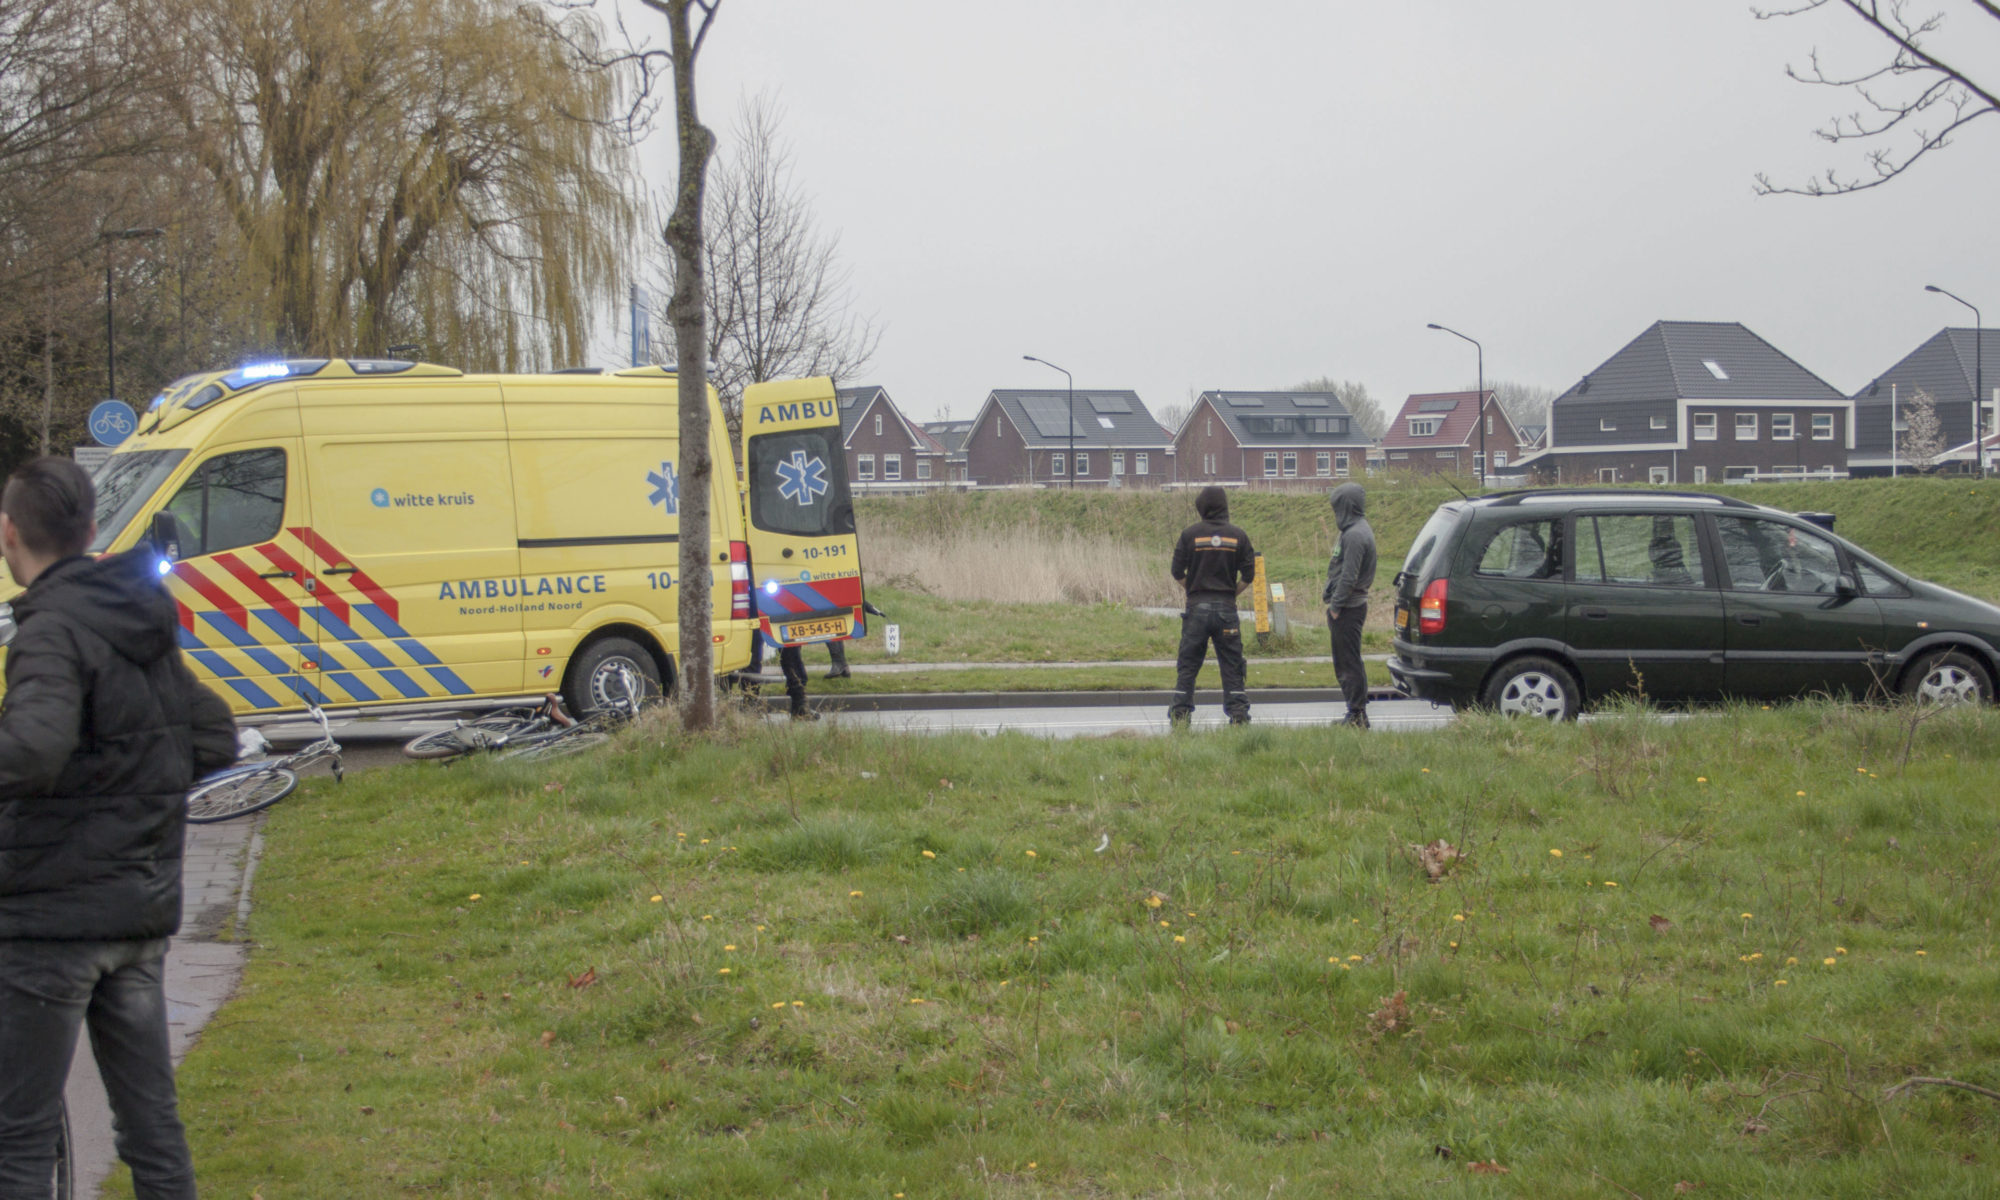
[185, 706, 343, 824]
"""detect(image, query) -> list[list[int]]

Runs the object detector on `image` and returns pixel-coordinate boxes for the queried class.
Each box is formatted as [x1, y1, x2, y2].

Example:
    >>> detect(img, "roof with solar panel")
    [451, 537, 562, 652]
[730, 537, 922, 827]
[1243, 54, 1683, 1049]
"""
[1188, 390, 1374, 448]
[984, 389, 1170, 448]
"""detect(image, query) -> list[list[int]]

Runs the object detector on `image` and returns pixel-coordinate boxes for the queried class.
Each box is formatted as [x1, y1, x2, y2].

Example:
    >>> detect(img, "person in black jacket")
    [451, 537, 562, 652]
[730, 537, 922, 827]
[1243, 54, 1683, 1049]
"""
[0, 457, 237, 1200]
[1168, 486, 1256, 725]
[1322, 482, 1378, 729]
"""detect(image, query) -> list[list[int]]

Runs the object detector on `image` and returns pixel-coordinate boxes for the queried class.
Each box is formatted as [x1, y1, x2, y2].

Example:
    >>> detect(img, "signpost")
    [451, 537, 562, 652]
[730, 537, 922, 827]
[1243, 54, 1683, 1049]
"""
[1252, 554, 1271, 645]
[72, 446, 111, 475]
[88, 399, 137, 447]
[884, 624, 901, 657]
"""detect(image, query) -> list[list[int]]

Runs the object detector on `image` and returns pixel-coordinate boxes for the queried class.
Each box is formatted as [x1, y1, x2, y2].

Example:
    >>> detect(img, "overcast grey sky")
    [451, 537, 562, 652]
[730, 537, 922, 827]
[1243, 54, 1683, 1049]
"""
[621, 1, 2000, 422]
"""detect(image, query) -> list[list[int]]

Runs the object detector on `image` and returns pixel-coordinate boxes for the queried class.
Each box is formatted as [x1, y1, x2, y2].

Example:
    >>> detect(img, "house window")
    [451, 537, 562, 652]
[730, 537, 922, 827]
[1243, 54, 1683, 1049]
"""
[1335, 452, 1350, 476]
[1136, 453, 1149, 475]
[857, 454, 875, 480]
[1650, 416, 1668, 430]
[1724, 466, 1757, 481]
[1735, 413, 1758, 440]
[884, 454, 901, 481]
[1486, 414, 1495, 435]
[1598, 467, 1618, 483]
[1493, 453, 1507, 468]
[1703, 359, 1729, 380]
[1436, 449, 1454, 458]
[916, 459, 932, 480]
[1075, 453, 1089, 475]
[1693, 465, 1708, 484]
[1316, 452, 1331, 476]
[1202, 453, 1215, 474]
[1051, 453, 1065, 476]
[1205, 417, 1213, 437]
[1771, 413, 1795, 441]
[1309, 417, 1350, 434]
[1263, 452, 1279, 477]
[874, 413, 883, 436]
[1812, 413, 1834, 440]
[1649, 466, 1670, 485]
[1600, 418, 1616, 432]
[1282, 452, 1298, 476]
[1694, 413, 1717, 441]
[1390, 451, 1410, 461]
[1112, 452, 1125, 476]
[1408, 417, 1441, 437]
[1097, 416, 1115, 429]
[1473, 452, 1486, 477]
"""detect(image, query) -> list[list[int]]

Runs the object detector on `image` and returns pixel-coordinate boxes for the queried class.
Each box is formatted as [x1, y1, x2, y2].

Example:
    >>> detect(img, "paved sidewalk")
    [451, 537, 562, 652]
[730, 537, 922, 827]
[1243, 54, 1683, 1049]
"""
[63, 816, 262, 1199]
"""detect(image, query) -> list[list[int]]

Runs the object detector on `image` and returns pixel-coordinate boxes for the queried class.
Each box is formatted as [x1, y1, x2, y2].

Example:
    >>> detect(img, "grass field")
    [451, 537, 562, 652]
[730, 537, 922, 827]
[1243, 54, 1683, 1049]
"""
[838, 477, 2000, 674]
[123, 700, 2000, 1198]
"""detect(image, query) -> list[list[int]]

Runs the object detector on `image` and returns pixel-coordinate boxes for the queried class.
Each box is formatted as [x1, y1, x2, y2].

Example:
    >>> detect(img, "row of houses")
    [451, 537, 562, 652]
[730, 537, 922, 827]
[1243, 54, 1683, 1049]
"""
[834, 321, 2000, 490]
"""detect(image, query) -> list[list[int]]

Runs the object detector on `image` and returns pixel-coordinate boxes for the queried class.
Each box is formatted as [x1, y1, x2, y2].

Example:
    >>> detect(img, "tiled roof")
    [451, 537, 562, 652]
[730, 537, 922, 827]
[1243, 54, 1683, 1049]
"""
[986, 389, 1170, 448]
[923, 420, 975, 454]
[837, 385, 944, 453]
[1191, 390, 1374, 448]
[1554, 321, 1845, 408]
[1851, 327, 2000, 457]
[1379, 390, 1509, 450]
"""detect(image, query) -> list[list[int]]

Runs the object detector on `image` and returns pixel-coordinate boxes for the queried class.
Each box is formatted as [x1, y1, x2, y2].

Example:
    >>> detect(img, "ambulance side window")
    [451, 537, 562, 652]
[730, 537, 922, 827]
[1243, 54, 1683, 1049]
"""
[160, 448, 286, 558]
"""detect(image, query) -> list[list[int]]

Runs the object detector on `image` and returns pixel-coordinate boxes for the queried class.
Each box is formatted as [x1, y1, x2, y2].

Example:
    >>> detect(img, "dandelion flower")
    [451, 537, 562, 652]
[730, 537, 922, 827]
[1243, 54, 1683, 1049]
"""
[1696, 776, 1708, 784]
[1348, 955, 1363, 962]
[848, 891, 862, 898]
[1028, 1162, 1038, 1170]
[1159, 920, 1170, 928]
[791, 1000, 804, 1007]
[999, 980, 1010, 987]
[1741, 913, 1753, 920]
[702, 914, 714, 920]
[1795, 791, 1806, 797]
[1028, 936, 1039, 944]
[1145, 896, 1163, 909]
[1174, 935, 1186, 944]
[1328, 956, 1338, 963]
[1750, 952, 1763, 960]
[718, 968, 732, 975]
[1604, 881, 1619, 888]
[723, 945, 736, 952]
[756, 924, 766, 932]
[1420, 768, 1431, 774]
[1774, 979, 1788, 986]
[650, 895, 664, 903]
[468, 893, 482, 901]
[519, 860, 530, 866]
[1549, 849, 1563, 857]
[1453, 913, 1466, 922]
[921, 850, 936, 859]
[1449, 941, 1458, 948]
[700, 838, 710, 844]
[1340, 963, 1351, 971]
[1025, 850, 1037, 858]
[1916, 950, 1928, 957]
[1836, 946, 1847, 954]
[772, 1002, 785, 1009]
[676, 832, 686, 839]
[1822, 957, 1837, 966]
[1786, 956, 1798, 966]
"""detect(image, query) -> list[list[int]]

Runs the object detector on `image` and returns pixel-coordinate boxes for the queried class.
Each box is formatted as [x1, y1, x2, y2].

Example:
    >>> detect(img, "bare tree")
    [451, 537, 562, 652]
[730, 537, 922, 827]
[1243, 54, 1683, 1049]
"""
[1902, 386, 1947, 468]
[1484, 380, 1558, 431]
[653, 94, 880, 416]
[640, 0, 722, 731]
[1755, 0, 1999, 195]
[1290, 376, 1387, 439]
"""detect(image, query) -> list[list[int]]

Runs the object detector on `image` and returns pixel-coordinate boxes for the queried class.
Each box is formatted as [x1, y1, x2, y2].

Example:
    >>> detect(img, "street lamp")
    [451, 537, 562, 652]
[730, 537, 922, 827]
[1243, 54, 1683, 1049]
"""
[1427, 323, 1484, 489]
[1023, 355, 1074, 489]
[1925, 284, 1985, 477]
[100, 227, 164, 402]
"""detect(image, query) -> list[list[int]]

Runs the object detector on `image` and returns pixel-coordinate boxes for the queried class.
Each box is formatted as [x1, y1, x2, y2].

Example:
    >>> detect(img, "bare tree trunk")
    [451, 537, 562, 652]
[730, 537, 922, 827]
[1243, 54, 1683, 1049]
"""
[647, 0, 721, 730]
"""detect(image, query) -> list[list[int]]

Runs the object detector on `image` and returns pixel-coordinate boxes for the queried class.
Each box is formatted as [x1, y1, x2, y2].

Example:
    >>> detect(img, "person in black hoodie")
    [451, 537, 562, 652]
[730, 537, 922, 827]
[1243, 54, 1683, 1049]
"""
[1322, 482, 1378, 729]
[1168, 486, 1256, 725]
[0, 457, 237, 1199]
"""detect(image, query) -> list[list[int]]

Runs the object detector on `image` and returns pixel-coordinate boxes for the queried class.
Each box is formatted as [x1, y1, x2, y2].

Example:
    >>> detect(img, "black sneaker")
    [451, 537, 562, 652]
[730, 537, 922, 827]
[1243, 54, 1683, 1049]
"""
[825, 669, 851, 680]
[1228, 714, 1251, 726]
[1342, 711, 1370, 730]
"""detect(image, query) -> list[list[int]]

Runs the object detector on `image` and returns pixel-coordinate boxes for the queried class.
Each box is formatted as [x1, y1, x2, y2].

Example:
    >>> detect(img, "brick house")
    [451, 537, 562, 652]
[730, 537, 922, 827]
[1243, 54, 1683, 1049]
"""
[962, 389, 1171, 487]
[1376, 390, 1522, 479]
[837, 385, 947, 489]
[923, 419, 975, 483]
[1848, 328, 2000, 476]
[1171, 390, 1376, 486]
[1514, 321, 1852, 485]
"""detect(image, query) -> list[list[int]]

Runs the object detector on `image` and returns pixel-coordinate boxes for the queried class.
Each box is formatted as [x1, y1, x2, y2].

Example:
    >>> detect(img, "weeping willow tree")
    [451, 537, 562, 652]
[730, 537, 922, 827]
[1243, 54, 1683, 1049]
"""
[147, 0, 637, 369]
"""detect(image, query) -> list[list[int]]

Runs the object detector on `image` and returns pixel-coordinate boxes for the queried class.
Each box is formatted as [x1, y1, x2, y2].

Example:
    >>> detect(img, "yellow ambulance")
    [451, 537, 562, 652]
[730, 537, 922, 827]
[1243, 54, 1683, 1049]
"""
[32, 358, 865, 716]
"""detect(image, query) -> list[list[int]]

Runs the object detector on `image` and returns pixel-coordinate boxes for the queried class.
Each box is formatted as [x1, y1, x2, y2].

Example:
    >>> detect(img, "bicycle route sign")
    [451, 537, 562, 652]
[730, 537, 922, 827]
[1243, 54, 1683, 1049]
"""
[89, 399, 138, 446]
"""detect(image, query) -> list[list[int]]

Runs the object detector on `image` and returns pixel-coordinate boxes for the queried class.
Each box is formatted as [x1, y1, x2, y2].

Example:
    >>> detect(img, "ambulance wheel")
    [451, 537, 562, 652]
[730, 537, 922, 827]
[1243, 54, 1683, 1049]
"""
[566, 637, 663, 716]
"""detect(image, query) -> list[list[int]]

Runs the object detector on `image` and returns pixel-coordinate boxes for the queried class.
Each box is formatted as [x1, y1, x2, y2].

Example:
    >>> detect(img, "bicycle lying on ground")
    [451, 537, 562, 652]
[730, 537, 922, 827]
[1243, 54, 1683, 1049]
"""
[186, 706, 343, 824]
[401, 669, 648, 763]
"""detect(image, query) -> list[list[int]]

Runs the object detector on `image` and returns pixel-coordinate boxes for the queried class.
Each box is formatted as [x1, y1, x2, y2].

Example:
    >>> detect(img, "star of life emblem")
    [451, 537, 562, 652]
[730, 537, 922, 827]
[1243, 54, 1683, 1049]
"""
[776, 450, 829, 506]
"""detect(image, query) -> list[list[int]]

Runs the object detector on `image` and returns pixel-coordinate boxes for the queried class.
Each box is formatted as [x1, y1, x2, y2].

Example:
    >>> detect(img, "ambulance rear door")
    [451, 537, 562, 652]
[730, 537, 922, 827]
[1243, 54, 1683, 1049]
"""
[738, 378, 865, 646]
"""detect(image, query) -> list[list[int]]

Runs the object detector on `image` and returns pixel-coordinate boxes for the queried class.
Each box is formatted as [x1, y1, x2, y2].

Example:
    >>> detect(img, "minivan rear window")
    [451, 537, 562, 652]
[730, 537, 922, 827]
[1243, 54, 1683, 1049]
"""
[1398, 507, 1460, 585]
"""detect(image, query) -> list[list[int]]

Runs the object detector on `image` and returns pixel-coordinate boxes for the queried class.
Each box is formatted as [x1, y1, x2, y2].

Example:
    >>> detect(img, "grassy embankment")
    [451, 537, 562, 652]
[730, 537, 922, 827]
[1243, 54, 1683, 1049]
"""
[124, 703, 2000, 1197]
[831, 477, 2000, 692]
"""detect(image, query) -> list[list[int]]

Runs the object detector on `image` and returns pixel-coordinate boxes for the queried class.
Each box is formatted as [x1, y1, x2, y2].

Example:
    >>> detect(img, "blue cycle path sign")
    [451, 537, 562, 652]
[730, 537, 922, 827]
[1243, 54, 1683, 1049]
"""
[89, 400, 138, 447]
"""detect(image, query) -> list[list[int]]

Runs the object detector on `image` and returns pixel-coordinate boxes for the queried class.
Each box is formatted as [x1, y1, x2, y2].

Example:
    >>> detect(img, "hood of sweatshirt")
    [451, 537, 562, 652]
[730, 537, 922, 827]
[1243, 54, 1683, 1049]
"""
[1329, 483, 1367, 531]
[1194, 485, 1229, 522]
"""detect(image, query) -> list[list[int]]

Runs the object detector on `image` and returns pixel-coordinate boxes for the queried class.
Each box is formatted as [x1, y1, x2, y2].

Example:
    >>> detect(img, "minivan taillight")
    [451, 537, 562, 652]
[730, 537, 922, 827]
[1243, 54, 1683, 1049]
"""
[1417, 578, 1448, 636]
[729, 540, 751, 619]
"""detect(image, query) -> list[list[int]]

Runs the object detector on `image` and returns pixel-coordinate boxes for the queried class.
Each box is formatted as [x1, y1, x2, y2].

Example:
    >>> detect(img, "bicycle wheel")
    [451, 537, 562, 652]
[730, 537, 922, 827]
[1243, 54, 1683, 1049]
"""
[497, 729, 611, 762]
[403, 711, 540, 759]
[187, 767, 298, 823]
[53, 1097, 72, 1200]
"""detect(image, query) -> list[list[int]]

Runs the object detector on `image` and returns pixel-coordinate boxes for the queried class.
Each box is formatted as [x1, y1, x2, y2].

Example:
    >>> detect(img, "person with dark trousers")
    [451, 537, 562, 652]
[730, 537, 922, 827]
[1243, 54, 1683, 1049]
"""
[1168, 485, 1257, 726]
[1322, 482, 1378, 729]
[823, 600, 887, 680]
[0, 457, 238, 1199]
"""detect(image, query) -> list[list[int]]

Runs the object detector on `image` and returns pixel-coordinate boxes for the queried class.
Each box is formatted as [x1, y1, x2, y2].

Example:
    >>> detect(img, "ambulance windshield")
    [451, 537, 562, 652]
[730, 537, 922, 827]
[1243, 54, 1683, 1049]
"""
[88, 449, 189, 554]
[746, 429, 855, 538]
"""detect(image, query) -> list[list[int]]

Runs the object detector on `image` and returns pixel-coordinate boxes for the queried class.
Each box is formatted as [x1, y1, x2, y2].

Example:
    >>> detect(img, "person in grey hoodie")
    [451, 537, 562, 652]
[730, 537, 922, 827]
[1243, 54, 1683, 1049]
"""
[1322, 483, 1377, 729]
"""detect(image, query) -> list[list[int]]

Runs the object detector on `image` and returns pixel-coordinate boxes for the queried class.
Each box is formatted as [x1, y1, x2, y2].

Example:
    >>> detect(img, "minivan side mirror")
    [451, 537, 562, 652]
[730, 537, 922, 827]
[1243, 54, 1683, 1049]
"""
[1835, 572, 1858, 597]
[149, 511, 183, 563]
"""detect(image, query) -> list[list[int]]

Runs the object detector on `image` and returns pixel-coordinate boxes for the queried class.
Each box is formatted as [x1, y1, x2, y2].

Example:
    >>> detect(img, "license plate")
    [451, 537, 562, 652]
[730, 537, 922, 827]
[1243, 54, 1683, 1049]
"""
[1395, 605, 1412, 634]
[781, 616, 850, 643]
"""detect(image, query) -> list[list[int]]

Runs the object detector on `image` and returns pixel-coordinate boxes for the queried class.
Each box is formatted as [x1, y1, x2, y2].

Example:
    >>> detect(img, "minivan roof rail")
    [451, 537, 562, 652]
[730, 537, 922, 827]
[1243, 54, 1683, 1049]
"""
[1478, 487, 1763, 510]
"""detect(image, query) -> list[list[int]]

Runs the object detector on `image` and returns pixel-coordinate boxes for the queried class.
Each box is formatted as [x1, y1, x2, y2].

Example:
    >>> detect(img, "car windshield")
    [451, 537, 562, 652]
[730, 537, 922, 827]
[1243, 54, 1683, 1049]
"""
[1398, 506, 1460, 586]
[87, 449, 189, 554]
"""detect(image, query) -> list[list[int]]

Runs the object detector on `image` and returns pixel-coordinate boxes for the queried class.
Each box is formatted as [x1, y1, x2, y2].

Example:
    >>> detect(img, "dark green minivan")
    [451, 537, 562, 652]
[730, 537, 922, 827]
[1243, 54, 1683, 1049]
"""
[1386, 490, 2000, 719]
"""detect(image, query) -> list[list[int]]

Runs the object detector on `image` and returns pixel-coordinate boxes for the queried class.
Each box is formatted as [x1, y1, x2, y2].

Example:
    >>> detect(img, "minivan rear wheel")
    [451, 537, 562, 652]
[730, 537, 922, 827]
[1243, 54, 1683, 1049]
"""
[1901, 650, 1992, 707]
[1483, 656, 1581, 721]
